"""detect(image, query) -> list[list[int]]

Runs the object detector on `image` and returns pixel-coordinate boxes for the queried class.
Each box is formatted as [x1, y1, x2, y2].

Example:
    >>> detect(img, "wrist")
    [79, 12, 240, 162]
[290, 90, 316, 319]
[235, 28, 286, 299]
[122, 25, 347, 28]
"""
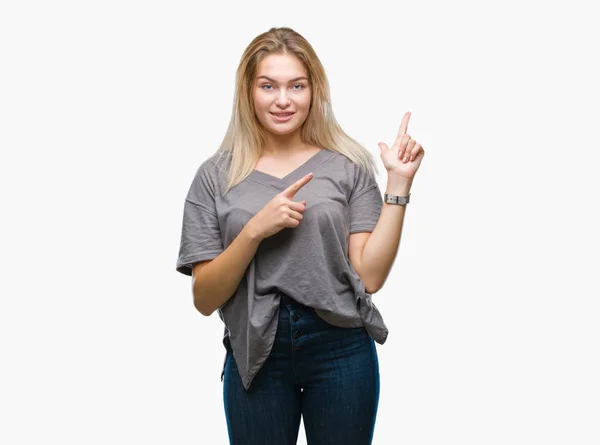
[385, 173, 413, 195]
[242, 220, 264, 243]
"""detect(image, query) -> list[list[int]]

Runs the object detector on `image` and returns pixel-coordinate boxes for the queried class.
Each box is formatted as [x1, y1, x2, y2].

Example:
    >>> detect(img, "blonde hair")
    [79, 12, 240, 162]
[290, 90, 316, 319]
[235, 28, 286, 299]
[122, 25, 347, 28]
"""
[214, 26, 380, 194]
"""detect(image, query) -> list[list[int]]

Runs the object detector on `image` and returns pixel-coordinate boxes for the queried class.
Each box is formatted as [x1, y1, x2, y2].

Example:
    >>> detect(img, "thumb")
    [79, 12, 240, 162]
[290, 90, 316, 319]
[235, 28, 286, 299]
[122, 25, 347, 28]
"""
[378, 142, 388, 154]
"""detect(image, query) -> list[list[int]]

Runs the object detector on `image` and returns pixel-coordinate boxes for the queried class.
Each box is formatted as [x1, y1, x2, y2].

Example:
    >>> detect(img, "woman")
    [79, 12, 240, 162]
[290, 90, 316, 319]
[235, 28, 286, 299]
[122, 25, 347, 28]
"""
[176, 27, 424, 445]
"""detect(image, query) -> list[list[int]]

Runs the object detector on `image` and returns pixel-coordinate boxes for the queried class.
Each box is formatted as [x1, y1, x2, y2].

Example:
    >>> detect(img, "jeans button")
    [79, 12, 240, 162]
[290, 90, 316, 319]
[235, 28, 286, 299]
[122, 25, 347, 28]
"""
[292, 313, 300, 322]
[294, 331, 303, 339]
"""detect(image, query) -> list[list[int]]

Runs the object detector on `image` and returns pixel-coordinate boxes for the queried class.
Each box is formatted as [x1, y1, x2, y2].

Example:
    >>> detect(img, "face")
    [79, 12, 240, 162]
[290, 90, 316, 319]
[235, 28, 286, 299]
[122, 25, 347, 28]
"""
[252, 53, 312, 136]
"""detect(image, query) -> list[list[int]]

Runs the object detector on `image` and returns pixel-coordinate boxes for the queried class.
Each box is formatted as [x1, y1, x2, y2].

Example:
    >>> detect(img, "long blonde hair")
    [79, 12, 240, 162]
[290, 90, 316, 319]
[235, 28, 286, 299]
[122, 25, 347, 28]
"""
[214, 26, 380, 194]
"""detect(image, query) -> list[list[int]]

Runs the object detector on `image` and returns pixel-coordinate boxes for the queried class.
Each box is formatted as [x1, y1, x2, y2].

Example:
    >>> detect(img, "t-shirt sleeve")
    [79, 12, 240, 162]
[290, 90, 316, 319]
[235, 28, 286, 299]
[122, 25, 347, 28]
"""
[176, 161, 224, 276]
[348, 163, 383, 233]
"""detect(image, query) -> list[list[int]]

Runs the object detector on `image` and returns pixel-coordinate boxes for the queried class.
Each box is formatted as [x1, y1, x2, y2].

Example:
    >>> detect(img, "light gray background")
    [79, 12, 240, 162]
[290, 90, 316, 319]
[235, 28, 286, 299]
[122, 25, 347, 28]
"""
[1, 1, 598, 444]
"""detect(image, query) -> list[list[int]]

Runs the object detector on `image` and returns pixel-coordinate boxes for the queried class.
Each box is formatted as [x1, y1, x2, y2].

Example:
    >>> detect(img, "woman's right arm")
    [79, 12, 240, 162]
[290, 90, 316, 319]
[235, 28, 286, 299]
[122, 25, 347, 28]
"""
[192, 224, 262, 316]
[192, 172, 313, 316]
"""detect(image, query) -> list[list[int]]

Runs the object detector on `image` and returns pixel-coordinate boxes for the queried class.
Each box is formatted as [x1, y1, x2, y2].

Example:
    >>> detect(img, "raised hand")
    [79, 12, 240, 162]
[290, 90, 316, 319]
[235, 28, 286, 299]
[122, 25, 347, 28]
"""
[246, 173, 313, 241]
[377, 111, 425, 179]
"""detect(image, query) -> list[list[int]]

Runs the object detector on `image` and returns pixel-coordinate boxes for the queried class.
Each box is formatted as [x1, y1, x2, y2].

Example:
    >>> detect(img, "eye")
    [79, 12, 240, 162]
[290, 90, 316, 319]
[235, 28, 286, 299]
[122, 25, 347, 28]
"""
[261, 84, 273, 91]
[292, 84, 305, 90]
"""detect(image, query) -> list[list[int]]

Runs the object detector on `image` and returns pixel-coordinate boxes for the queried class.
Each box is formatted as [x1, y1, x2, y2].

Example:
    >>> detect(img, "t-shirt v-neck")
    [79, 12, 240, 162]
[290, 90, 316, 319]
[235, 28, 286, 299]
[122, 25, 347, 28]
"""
[176, 147, 388, 391]
[248, 148, 329, 190]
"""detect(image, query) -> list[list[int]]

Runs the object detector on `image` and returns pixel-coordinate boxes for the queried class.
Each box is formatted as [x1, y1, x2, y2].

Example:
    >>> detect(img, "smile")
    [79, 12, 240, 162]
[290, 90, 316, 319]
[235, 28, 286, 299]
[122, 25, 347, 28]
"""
[270, 112, 295, 122]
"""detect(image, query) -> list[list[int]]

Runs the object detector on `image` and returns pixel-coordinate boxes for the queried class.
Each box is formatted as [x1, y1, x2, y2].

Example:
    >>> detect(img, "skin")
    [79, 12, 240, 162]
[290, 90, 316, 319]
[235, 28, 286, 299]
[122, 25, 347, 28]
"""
[252, 53, 314, 157]
[351, 112, 426, 293]
[378, 111, 425, 179]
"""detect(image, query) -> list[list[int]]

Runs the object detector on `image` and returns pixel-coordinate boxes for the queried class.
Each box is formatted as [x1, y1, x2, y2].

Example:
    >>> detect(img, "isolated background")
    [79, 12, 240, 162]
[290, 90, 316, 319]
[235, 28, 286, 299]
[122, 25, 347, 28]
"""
[1, 0, 599, 444]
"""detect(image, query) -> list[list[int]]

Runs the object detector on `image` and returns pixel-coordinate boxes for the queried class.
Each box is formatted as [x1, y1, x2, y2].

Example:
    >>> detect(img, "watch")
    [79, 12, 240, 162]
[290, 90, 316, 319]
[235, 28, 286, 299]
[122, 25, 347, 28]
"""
[384, 192, 411, 205]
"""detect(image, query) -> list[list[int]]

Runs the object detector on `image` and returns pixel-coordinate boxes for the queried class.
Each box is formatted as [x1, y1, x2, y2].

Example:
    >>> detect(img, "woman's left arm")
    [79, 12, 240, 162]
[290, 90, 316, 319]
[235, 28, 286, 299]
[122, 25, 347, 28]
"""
[358, 174, 412, 293]
[357, 111, 425, 293]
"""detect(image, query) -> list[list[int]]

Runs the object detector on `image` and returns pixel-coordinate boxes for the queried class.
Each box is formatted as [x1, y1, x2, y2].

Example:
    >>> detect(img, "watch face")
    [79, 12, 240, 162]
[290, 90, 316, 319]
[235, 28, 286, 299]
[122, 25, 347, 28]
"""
[385, 194, 409, 204]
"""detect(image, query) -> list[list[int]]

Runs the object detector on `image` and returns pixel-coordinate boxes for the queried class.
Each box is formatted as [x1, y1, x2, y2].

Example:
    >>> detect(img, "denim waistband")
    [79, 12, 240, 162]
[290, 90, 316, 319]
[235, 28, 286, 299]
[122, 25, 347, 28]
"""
[279, 292, 315, 312]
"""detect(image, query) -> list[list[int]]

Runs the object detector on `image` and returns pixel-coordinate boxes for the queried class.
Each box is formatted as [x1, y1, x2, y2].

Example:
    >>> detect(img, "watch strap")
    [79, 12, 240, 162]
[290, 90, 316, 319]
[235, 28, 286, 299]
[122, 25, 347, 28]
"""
[384, 192, 411, 205]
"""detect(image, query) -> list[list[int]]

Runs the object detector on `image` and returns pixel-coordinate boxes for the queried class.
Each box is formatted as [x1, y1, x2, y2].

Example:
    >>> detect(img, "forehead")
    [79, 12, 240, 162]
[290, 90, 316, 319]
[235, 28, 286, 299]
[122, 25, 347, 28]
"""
[255, 54, 307, 79]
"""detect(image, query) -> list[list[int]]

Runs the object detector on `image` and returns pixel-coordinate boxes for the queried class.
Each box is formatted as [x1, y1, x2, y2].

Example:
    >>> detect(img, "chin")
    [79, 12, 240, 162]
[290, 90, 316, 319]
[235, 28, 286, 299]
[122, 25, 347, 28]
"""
[268, 127, 297, 135]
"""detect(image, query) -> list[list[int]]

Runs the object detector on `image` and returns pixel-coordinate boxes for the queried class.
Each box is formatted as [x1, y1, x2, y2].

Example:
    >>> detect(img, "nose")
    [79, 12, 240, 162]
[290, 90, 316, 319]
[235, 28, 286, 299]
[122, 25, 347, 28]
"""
[275, 88, 291, 108]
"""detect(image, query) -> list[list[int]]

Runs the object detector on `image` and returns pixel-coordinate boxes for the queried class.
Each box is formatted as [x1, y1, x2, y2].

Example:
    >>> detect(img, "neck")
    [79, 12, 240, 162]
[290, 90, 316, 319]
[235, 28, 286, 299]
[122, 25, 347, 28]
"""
[261, 130, 309, 157]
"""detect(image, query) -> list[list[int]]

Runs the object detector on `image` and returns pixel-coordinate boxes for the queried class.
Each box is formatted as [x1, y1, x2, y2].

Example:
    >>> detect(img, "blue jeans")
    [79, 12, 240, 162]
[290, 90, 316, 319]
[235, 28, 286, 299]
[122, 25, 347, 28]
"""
[223, 292, 380, 445]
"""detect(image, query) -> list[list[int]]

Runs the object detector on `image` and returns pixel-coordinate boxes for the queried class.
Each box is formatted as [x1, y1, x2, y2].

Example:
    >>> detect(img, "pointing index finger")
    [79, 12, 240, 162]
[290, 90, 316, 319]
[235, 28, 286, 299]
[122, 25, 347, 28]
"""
[282, 172, 313, 198]
[397, 111, 411, 138]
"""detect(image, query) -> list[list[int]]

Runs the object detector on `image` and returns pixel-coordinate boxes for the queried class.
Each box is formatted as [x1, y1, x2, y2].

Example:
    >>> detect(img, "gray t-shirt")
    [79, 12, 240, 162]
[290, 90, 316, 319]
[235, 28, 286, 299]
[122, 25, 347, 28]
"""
[176, 148, 388, 390]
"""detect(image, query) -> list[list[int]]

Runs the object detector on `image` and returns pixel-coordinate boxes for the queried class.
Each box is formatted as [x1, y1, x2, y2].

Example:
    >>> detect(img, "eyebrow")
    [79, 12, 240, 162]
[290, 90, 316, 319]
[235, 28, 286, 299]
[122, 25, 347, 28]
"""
[256, 76, 308, 83]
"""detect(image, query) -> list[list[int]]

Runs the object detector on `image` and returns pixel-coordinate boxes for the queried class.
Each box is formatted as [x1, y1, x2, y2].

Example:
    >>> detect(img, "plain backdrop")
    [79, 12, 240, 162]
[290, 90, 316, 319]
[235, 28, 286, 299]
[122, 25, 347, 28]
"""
[1, 1, 599, 444]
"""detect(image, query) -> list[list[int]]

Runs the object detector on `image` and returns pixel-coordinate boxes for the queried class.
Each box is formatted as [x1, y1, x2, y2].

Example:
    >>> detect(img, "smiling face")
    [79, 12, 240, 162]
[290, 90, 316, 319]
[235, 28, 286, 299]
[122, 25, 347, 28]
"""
[252, 53, 312, 137]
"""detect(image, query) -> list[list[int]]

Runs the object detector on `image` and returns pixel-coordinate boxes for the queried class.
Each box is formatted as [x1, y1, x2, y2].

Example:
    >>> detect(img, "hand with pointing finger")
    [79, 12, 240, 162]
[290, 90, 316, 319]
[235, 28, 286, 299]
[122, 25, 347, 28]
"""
[246, 173, 313, 241]
[378, 111, 425, 180]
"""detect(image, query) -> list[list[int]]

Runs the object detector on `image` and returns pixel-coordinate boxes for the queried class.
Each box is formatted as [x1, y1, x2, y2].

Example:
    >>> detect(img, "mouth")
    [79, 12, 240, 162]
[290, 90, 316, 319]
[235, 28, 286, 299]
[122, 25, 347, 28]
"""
[270, 112, 295, 122]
